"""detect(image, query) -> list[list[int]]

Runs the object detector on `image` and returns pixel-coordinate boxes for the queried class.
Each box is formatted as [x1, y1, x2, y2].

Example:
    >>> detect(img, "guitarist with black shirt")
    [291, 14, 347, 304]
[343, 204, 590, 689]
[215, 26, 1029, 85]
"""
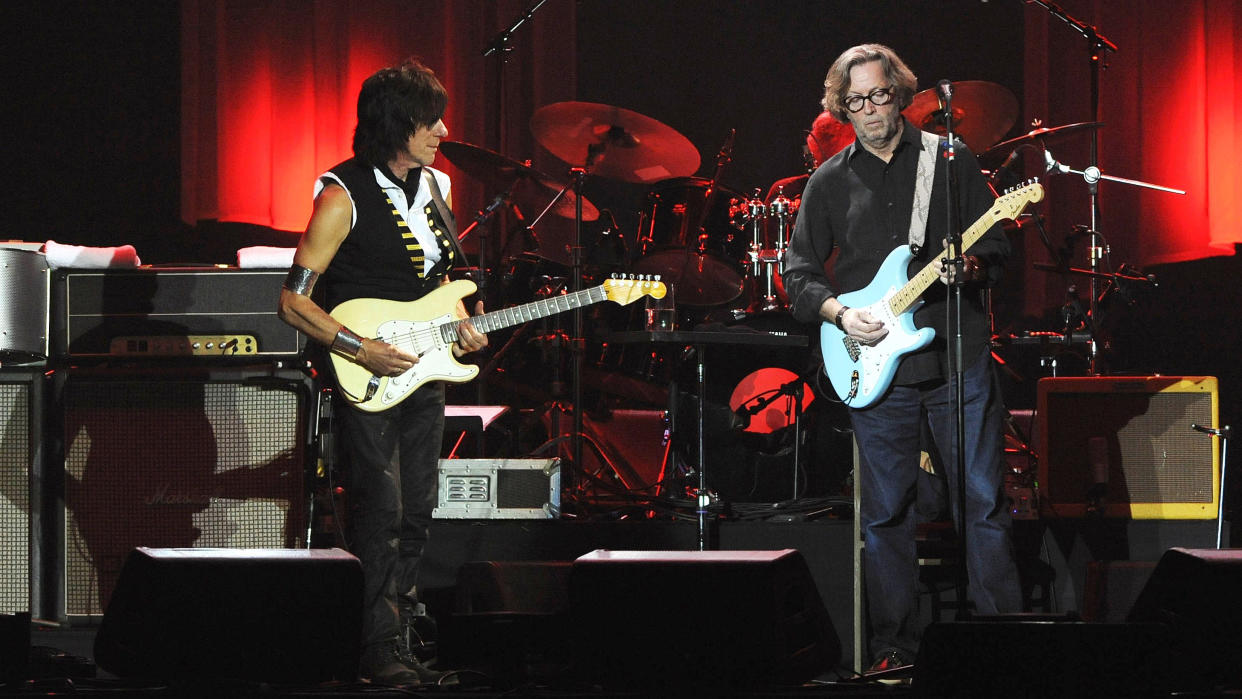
[278, 59, 487, 688]
[783, 44, 1021, 674]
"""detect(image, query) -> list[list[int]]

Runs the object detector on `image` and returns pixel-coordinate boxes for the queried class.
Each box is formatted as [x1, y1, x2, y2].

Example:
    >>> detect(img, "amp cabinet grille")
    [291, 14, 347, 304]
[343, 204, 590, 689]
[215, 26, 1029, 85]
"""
[61, 369, 310, 617]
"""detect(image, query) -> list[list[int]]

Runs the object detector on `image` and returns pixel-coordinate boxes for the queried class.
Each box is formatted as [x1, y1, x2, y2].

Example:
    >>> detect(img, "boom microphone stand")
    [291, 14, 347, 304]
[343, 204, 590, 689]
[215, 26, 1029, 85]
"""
[1027, 0, 1118, 373]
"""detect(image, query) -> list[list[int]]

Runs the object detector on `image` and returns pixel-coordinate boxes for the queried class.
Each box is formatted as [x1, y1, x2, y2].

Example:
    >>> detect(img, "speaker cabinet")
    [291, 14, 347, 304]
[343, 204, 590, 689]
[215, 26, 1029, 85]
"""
[569, 549, 839, 687]
[0, 370, 41, 615]
[1128, 547, 1242, 690]
[1036, 376, 1218, 518]
[94, 547, 361, 684]
[60, 367, 311, 617]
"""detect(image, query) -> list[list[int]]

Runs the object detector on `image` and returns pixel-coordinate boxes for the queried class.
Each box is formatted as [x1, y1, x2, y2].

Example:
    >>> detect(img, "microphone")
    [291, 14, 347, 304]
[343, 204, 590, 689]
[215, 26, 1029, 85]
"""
[475, 191, 508, 223]
[1191, 423, 1231, 437]
[996, 148, 1022, 175]
[730, 402, 755, 430]
[937, 79, 954, 101]
[1044, 149, 1071, 175]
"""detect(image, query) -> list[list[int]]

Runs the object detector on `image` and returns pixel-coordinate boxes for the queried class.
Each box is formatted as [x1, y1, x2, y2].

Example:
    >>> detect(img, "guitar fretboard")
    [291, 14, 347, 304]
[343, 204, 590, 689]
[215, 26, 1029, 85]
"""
[441, 285, 607, 342]
[887, 182, 1041, 316]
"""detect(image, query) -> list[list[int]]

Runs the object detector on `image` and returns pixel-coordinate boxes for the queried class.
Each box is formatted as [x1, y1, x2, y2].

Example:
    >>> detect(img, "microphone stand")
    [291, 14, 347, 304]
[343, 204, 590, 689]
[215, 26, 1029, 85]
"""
[937, 81, 972, 618]
[479, 0, 550, 325]
[1027, 0, 1118, 374]
[1192, 423, 1232, 548]
[732, 363, 820, 500]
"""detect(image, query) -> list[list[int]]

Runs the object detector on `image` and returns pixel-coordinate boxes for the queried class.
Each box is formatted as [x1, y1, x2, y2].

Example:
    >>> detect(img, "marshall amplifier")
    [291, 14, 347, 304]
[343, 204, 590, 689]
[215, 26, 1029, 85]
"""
[59, 366, 312, 618]
[51, 267, 303, 358]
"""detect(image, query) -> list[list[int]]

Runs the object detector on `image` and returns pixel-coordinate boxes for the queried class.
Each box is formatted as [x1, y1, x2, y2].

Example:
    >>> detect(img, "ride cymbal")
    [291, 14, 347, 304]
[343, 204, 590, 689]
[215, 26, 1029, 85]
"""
[438, 140, 597, 221]
[903, 80, 1019, 153]
[530, 101, 700, 184]
[983, 121, 1104, 160]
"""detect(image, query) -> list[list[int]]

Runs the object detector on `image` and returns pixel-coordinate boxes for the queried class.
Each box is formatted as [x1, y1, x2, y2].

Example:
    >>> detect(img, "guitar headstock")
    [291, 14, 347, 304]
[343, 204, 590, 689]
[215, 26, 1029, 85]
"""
[995, 179, 1045, 220]
[603, 276, 667, 305]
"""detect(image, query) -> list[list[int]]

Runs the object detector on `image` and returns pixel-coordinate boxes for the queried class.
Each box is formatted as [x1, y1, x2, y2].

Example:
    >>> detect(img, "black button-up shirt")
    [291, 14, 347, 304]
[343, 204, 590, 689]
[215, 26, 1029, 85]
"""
[784, 117, 1010, 386]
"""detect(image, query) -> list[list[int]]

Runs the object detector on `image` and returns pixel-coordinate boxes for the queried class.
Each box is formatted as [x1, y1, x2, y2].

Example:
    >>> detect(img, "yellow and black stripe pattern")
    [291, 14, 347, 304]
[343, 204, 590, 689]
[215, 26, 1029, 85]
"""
[424, 203, 455, 273]
[384, 197, 453, 279]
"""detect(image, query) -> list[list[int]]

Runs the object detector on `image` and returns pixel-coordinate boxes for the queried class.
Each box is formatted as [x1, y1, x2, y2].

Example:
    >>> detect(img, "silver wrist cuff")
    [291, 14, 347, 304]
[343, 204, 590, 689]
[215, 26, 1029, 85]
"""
[331, 326, 364, 360]
[283, 265, 319, 296]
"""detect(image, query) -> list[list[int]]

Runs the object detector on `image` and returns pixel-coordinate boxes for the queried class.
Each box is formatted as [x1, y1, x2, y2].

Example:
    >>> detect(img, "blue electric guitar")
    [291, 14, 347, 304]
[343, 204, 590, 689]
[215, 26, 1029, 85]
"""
[821, 181, 1044, 408]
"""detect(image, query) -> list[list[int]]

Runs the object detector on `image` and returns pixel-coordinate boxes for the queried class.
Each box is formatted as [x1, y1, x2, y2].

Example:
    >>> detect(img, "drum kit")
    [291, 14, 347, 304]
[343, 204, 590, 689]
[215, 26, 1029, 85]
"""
[438, 82, 1094, 321]
[438, 82, 1176, 403]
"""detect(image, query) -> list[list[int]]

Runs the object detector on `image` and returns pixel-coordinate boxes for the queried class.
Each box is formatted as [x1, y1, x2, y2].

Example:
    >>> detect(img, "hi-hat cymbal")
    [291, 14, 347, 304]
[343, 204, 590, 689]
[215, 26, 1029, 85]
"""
[438, 140, 597, 221]
[530, 101, 701, 183]
[903, 80, 1019, 153]
[983, 121, 1104, 159]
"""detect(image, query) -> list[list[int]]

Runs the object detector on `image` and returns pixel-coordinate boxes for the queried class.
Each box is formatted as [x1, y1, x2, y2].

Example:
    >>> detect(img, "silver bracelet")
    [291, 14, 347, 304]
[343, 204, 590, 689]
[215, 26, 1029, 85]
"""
[330, 326, 364, 360]
[283, 264, 319, 296]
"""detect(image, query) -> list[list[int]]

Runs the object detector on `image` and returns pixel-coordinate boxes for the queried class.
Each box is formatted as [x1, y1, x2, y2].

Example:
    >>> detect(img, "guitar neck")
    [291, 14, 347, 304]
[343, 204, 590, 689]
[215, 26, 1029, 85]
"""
[888, 210, 1002, 316]
[442, 284, 606, 341]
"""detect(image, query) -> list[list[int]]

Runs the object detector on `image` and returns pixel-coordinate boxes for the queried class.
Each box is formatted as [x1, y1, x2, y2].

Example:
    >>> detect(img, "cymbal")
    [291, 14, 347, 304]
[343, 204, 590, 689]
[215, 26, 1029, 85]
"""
[530, 101, 700, 183]
[438, 140, 597, 221]
[903, 80, 1019, 153]
[984, 121, 1104, 159]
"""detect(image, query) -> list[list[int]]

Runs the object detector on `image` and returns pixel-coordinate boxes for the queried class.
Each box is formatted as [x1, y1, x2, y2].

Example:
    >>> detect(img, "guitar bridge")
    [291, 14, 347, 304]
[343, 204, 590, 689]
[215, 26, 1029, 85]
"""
[842, 336, 861, 362]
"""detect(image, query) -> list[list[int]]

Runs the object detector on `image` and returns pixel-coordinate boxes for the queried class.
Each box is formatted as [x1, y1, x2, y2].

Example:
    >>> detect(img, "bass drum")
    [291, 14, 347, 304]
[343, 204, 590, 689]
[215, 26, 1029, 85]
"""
[632, 177, 746, 307]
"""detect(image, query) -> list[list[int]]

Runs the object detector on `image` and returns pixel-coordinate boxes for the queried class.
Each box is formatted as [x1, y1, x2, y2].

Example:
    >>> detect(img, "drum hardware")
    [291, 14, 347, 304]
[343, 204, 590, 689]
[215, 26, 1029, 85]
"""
[437, 139, 600, 275]
[530, 101, 701, 498]
[1033, 146, 1180, 373]
[902, 80, 1019, 154]
[729, 185, 799, 315]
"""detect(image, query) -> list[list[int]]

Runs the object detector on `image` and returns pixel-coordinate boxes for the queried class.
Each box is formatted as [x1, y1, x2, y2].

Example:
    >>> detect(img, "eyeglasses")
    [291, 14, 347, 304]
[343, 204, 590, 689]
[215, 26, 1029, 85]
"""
[844, 88, 895, 113]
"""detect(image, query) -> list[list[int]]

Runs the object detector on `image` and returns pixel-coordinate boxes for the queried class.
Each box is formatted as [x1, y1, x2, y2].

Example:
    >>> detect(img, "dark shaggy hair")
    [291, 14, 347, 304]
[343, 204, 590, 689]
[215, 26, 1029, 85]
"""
[352, 59, 447, 166]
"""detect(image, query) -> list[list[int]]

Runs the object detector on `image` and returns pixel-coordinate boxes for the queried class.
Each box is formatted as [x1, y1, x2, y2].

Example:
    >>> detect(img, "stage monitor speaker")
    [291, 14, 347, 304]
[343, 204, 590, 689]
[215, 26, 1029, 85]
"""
[1127, 547, 1242, 690]
[60, 367, 311, 617]
[913, 620, 1170, 697]
[569, 549, 840, 687]
[0, 370, 41, 615]
[94, 547, 361, 684]
[1036, 376, 1218, 518]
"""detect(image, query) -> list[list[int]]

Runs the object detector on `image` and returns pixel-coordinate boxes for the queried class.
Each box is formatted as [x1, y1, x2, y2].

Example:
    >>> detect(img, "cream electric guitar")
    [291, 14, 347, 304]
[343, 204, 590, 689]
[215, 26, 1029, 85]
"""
[329, 277, 666, 412]
[820, 180, 1044, 408]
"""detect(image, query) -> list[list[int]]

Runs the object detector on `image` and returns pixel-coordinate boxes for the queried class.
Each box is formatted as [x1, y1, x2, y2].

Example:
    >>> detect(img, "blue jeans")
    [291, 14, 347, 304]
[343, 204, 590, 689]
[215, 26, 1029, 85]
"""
[337, 381, 445, 650]
[850, 349, 1021, 660]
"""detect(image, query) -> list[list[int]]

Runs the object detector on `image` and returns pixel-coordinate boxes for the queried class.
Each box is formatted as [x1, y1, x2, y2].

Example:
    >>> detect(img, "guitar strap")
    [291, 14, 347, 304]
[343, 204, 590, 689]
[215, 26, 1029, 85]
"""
[907, 129, 941, 254]
[422, 169, 471, 269]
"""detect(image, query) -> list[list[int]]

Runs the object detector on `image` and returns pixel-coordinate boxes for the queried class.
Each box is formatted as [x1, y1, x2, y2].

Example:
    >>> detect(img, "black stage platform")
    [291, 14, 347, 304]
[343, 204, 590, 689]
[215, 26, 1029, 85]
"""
[7, 517, 1236, 697]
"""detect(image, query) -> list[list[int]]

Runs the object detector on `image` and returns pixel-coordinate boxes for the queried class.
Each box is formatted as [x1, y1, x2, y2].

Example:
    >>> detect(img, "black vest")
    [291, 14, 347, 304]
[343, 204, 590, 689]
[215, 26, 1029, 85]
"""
[320, 158, 450, 310]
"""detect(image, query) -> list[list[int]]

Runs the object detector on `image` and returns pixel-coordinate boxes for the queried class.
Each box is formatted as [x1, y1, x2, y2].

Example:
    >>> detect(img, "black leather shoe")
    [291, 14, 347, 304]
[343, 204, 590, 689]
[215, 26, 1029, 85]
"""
[359, 642, 421, 687]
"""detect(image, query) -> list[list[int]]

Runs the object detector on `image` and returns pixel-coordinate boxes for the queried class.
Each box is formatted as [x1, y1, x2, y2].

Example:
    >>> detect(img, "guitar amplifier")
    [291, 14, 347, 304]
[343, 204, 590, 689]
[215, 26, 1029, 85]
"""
[51, 267, 303, 358]
[1036, 376, 1219, 519]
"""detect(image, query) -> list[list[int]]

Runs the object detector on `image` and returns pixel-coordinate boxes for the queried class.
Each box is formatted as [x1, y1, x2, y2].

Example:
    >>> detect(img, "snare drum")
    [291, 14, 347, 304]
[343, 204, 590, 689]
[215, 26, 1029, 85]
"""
[632, 177, 746, 307]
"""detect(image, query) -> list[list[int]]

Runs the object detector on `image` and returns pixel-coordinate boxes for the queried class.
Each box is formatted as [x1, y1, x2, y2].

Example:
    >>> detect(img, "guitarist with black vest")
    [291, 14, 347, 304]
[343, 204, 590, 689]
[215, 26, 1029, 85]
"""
[278, 59, 486, 688]
[784, 44, 1022, 675]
